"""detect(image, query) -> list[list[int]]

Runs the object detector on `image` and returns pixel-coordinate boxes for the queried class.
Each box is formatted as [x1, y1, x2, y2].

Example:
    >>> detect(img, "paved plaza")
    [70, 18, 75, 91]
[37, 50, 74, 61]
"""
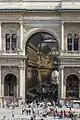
[0, 105, 79, 120]
[0, 82, 80, 120]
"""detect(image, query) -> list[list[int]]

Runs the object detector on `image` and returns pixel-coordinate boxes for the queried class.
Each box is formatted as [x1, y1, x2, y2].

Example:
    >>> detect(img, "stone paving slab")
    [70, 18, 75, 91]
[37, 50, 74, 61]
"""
[0, 107, 79, 120]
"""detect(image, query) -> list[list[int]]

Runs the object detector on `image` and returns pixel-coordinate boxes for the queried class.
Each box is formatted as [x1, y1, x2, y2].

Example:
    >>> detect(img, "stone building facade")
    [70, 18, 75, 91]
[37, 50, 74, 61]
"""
[0, 0, 79, 102]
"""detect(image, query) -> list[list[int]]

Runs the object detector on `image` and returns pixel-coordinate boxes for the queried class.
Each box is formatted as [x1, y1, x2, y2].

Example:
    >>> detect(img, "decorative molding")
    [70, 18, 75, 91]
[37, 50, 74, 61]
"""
[59, 65, 64, 69]
[1, 66, 19, 84]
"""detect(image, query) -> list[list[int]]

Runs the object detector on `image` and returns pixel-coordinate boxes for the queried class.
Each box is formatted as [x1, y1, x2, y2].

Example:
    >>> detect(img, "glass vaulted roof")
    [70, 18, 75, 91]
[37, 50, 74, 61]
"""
[29, 32, 58, 55]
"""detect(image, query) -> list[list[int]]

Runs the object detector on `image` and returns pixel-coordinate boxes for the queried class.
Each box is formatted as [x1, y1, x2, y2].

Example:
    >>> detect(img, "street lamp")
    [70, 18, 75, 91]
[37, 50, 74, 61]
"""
[51, 62, 59, 102]
[51, 70, 59, 84]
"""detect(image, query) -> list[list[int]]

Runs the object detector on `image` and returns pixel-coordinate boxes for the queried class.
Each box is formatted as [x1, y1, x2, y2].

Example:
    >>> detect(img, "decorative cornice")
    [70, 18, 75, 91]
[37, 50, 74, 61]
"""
[0, 55, 27, 59]
[0, 9, 27, 13]
[0, 8, 80, 13]
[22, 0, 61, 2]
[0, 0, 61, 2]
[0, 9, 57, 13]
[59, 55, 80, 59]
[57, 8, 80, 13]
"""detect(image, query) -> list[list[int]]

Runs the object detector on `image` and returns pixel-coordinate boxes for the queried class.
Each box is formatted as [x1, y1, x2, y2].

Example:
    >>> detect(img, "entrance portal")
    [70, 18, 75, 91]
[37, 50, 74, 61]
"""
[66, 74, 79, 98]
[4, 74, 17, 97]
[25, 31, 59, 90]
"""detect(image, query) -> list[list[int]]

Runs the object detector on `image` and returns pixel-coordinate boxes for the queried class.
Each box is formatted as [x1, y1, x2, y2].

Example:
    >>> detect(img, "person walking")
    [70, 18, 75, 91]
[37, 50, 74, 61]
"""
[22, 108, 24, 114]
[26, 109, 28, 115]
[29, 109, 31, 115]
[12, 111, 14, 117]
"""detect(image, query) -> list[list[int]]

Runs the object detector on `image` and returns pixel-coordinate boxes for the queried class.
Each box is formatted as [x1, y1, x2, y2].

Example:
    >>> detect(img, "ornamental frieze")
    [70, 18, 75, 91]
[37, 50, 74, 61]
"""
[0, 58, 21, 65]
[61, 57, 80, 62]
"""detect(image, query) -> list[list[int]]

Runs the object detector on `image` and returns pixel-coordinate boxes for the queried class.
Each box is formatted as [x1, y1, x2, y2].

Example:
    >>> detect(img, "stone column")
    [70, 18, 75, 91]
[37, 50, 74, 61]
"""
[20, 22, 23, 50]
[61, 66, 64, 98]
[0, 66, 1, 97]
[37, 55, 42, 84]
[38, 70, 42, 84]
[58, 67, 61, 100]
[17, 80, 19, 97]
[1, 82, 4, 97]
[79, 82, 80, 98]
[58, 74, 60, 100]
[61, 22, 64, 51]
[20, 60, 25, 100]
[0, 23, 2, 51]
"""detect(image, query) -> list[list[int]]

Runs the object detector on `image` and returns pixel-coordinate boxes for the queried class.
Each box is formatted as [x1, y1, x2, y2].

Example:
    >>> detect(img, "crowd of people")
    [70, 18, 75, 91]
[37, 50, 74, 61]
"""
[1, 99, 78, 120]
[20, 100, 77, 119]
[0, 80, 80, 120]
[0, 93, 80, 120]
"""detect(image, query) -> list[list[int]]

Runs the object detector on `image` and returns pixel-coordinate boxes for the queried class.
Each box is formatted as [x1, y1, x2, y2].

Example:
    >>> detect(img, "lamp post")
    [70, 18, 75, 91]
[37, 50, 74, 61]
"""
[51, 59, 59, 101]
[51, 70, 59, 83]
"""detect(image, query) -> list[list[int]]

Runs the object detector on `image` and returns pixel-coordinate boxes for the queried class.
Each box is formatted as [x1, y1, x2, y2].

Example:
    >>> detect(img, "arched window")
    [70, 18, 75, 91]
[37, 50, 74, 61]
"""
[67, 33, 72, 51]
[12, 34, 17, 50]
[74, 34, 79, 51]
[5, 33, 17, 52]
[6, 34, 10, 50]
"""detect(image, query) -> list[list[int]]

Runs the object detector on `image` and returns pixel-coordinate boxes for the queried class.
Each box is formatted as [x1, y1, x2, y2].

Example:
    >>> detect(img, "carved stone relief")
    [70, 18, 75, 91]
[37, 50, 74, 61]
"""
[0, 58, 21, 66]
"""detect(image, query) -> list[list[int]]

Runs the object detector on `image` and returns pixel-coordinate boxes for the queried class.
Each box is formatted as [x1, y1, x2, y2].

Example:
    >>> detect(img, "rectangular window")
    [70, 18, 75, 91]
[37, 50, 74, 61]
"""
[6, 39, 10, 50]
[74, 39, 78, 51]
[12, 39, 16, 50]
[67, 39, 72, 51]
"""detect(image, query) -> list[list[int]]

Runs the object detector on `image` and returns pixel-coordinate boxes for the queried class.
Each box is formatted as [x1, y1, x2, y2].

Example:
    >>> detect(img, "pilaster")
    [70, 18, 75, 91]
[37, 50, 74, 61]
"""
[59, 65, 64, 99]
[79, 82, 80, 98]
[20, 21, 24, 50]
[0, 23, 2, 51]
[19, 60, 25, 100]
[17, 79, 19, 97]
[61, 22, 64, 52]
[0, 66, 1, 97]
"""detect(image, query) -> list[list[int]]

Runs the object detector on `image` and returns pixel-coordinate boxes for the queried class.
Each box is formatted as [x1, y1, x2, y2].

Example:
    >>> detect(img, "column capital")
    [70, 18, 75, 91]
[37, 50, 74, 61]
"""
[59, 65, 64, 69]
[19, 21, 23, 25]
[19, 66, 24, 69]
[19, 64, 26, 70]
[61, 21, 64, 25]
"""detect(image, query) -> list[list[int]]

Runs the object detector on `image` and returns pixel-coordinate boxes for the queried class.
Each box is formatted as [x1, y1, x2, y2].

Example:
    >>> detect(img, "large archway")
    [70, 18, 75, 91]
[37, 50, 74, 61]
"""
[25, 30, 59, 99]
[66, 74, 79, 98]
[4, 74, 17, 97]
